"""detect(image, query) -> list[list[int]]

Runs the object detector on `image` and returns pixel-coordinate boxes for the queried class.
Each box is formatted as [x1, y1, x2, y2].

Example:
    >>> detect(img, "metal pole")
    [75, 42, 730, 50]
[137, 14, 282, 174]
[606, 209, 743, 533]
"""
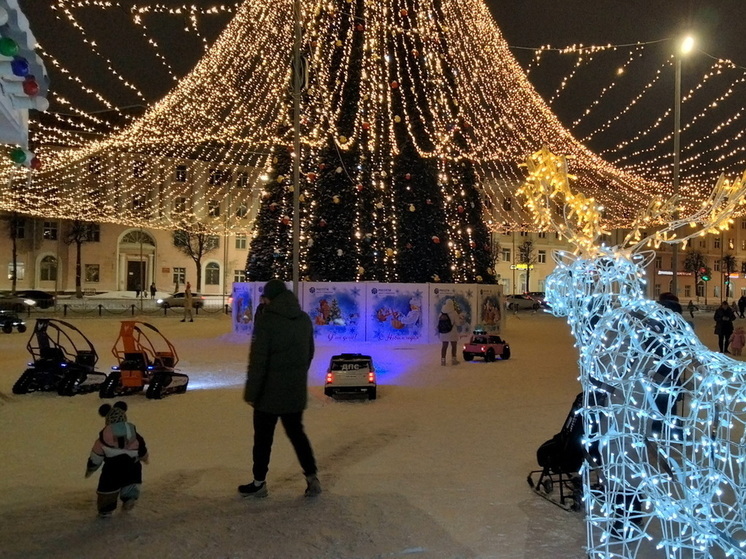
[291, 0, 302, 296]
[671, 56, 682, 298]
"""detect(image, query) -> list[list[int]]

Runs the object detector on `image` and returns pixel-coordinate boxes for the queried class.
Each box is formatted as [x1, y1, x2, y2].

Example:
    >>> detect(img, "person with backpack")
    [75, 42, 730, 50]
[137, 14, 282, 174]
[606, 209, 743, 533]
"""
[438, 298, 461, 366]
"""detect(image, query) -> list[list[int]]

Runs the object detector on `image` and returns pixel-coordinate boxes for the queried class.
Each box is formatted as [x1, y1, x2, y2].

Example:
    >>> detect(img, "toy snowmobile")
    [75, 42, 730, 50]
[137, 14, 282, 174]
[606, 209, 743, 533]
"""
[100, 320, 187, 399]
[12, 318, 107, 395]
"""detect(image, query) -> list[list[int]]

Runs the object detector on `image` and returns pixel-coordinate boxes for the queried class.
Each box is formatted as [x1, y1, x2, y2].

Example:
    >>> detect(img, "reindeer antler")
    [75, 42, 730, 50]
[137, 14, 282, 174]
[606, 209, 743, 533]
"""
[517, 146, 609, 255]
[518, 147, 746, 254]
[623, 170, 746, 251]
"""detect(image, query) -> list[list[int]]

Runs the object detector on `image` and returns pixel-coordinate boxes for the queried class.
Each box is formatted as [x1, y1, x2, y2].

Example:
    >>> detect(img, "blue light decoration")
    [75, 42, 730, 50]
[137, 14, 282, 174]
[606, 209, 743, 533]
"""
[519, 147, 746, 558]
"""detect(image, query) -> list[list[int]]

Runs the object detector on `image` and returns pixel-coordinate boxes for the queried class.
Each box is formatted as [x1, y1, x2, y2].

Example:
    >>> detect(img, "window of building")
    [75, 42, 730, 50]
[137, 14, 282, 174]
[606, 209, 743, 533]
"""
[538, 250, 546, 264]
[742, 262, 746, 274]
[742, 240, 746, 251]
[235, 234, 247, 250]
[13, 218, 24, 239]
[236, 204, 249, 218]
[655, 257, 662, 269]
[173, 197, 187, 213]
[700, 239, 706, 248]
[729, 238, 735, 249]
[236, 172, 249, 188]
[741, 219, 746, 230]
[654, 283, 661, 297]
[172, 267, 186, 286]
[133, 160, 146, 178]
[684, 284, 691, 297]
[555, 232, 561, 239]
[43, 221, 58, 240]
[502, 248, 511, 262]
[714, 237, 721, 249]
[503, 197, 512, 211]
[85, 264, 100, 282]
[697, 282, 705, 297]
[40, 255, 57, 281]
[208, 200, 221, 217]
[132, 196, 145, 211]
[209, 168, 231, 185]
[205, 262, 220, 285]
[537, 232, 547, 238]
[234, 269, 246, 283]
[175, 165, 188, 182]
[86, 224, 101, 242]
[88, 156, 102, 174]
[519, 231, 528, 237]
[714, 260, 721, 272]
[207, 235, 220, 249]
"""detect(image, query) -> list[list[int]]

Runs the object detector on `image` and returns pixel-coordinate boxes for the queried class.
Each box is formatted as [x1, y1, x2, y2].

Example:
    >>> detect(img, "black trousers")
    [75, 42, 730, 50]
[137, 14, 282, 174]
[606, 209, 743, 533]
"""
[252, 408, 317, 481]
[718, 330, 733, 353]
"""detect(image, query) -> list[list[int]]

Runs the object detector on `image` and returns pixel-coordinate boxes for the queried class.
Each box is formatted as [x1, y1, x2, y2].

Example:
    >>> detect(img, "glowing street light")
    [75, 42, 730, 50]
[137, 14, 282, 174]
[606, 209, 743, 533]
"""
[671, 34, 695, 298]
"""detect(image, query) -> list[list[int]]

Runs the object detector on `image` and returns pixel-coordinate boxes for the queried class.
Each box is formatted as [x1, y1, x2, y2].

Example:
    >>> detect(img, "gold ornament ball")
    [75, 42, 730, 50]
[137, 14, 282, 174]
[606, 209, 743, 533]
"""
[409, 204, 415, 212]
[333, 195, 340, 203]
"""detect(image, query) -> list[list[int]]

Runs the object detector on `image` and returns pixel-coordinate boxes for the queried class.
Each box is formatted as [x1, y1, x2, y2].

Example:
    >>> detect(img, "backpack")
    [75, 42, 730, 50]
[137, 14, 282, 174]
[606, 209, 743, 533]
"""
[437, 312, 453, 334]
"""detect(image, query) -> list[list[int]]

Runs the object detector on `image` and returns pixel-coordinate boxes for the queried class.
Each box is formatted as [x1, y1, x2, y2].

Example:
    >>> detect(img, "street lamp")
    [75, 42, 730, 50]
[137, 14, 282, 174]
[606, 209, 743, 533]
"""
[671, 34, 695, 298]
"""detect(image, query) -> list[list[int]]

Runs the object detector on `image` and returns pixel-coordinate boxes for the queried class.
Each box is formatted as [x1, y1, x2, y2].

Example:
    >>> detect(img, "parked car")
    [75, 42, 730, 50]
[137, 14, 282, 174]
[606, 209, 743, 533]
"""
[0, 310, 26, 333]
[526, 291, 550, 308]
[156, 292, 205, 309]
[324, 353, 377, 400]
[15, 289, 55, 309]
[505, 294, 541, 311]
[0, 293, 37, 312]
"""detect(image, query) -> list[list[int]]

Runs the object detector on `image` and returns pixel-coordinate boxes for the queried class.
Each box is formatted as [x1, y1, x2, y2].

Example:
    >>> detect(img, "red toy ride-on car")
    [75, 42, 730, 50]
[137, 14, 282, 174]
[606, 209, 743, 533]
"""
[462, 329, 511, 362]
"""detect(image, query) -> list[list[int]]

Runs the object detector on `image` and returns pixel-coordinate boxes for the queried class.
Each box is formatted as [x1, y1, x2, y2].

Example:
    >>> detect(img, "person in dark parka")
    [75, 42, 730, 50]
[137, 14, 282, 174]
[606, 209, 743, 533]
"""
[714, 300, 737, 354]
[240, 279, 320, 498]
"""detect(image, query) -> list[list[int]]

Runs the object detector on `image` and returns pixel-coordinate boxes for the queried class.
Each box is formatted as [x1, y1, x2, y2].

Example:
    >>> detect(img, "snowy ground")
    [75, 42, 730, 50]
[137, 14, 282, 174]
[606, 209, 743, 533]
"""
[0, 309, 726, 558]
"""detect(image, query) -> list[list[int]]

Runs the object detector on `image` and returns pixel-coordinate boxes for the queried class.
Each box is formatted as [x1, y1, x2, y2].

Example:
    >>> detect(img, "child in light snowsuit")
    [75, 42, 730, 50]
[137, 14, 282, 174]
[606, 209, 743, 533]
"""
[85, 401, 149, 517]
[730, 326, 746, 356]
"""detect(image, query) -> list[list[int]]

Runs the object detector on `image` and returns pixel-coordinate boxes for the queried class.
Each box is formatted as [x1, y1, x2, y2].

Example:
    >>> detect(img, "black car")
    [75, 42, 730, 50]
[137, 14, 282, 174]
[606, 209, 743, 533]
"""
[0, 310, 27, 333]
[15, 290, 55, 309]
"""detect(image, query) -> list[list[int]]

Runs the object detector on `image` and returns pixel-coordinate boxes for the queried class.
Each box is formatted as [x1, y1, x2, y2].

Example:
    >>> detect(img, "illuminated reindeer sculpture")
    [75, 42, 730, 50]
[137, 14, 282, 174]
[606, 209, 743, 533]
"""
[519, 147, 746, 559]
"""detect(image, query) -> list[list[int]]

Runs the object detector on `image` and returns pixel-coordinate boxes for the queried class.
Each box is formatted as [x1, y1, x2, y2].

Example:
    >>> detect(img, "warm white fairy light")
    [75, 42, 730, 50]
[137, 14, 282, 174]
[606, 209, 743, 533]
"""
[522, 147, 746, 559]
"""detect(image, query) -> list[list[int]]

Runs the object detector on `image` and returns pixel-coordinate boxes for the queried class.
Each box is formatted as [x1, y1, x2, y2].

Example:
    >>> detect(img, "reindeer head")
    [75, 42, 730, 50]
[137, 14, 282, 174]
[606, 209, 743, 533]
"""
[518, 147, 746, 324]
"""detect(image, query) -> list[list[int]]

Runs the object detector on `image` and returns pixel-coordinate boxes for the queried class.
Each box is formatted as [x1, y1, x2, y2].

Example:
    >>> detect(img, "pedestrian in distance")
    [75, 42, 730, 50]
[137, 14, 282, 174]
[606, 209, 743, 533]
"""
[134, 282, 141, 299]
[241, 279, 321, 499]
[438, 298, 461, 366]
[730, 325, 746, 356]
[714, 300, 737, 354]
[739, 294, 746, 319]
[150, 282, 156, 300]
[687, 300, 698, 319]
[181, 282, 194, 322]
[85, 401, 149, 518]
[732, 301, 740, 317]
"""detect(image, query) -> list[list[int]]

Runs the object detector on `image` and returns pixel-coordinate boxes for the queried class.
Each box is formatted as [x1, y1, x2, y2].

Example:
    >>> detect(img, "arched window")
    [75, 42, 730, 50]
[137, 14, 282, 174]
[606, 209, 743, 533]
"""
[205, 262, 220, 286]
[40, 255, 57, 281]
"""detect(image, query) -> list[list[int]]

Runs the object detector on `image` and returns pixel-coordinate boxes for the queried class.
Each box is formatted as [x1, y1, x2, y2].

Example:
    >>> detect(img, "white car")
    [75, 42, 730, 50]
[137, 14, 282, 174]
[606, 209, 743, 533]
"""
[324, 353, 376, 400]
[505, 294, 541, 311]
[156, 292, 205, 309]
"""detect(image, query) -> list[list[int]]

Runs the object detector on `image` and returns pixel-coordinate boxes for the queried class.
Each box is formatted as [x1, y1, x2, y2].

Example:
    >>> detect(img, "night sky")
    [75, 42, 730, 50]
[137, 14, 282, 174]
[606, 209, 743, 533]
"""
[17, 0, 746, 177]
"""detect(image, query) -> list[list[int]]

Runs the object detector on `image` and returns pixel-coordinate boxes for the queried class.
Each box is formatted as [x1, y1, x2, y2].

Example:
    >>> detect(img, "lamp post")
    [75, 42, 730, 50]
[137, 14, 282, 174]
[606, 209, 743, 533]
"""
[671, 35, 694, 298]
[291, 0, 302, 296]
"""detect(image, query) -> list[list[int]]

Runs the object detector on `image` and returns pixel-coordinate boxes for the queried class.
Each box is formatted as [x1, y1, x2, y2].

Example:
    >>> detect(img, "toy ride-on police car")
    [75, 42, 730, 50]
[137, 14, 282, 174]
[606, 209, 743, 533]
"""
[100, 320, 187, 399]
[0, 310, 26, 333]
[324, 353, 377, 400]
[462, 328, 511, 362]
[12, 318, 107, 395]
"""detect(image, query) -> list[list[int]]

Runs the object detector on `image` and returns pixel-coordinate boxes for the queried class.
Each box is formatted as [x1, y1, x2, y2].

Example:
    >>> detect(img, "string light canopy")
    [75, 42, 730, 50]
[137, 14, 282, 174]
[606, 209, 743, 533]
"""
[2, 0, 743, 280]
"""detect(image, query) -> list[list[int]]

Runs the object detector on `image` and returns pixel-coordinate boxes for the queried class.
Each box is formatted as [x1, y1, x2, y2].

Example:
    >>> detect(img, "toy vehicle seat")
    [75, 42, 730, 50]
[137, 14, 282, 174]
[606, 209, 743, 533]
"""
[75, 350, 96, 368]
[489, 336, 504, 344]
[121, 352, 149, 370]
[473, 336, 488, 344]
[154, 351, 175, 368]
[40, 347, 65, 362]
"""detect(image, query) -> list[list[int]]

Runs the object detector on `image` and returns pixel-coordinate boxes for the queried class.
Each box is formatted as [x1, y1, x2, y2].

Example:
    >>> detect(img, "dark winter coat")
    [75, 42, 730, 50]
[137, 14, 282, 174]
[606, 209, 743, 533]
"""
[86, 422, 148, 493]
[244, 290, 314, 414]
[714, 306, 737, 336]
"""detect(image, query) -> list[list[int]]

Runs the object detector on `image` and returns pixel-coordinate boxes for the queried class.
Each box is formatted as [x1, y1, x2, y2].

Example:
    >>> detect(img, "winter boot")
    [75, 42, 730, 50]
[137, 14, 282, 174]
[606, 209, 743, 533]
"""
[441, 358, 446, 366]
[122, 498, 137, 511]
[304, 475, 322, 497]
[238, 481, 268, 498]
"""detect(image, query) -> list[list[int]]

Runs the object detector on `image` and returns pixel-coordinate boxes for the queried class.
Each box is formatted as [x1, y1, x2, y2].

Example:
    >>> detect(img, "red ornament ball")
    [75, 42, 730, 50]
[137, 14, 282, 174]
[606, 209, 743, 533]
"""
[390, 80, 399, 89]
[30, 157, 42, 170]
[319, 163, 326, 170]
[306, 172, 317, 182]
[411, 49, 419, 57]
[281, 215, 290, 225]
[405, 173, 411, 180]
[432, 236, 440, 244]
[457, 205, 464, 213]
[356, 23, 364, 31]
[319, 218, 327, 228]
[356, 183, 363, 191]
[400, 8, 408, 16]
[469, 241, 476, 248]
[269, 202, 278, 211]
[362, 121, 371, 130]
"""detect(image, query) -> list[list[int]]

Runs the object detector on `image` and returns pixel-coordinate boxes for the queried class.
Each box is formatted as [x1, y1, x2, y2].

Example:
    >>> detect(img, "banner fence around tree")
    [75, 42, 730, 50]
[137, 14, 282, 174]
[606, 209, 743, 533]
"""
[232, 282, 502, 344]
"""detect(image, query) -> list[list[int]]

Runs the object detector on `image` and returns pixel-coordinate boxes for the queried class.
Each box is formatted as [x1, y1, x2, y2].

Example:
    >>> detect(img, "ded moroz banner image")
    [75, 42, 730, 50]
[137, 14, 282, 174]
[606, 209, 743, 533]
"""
[231, 282, 257, 336]
[476, 284, 504, 334]
[366, 283, 426, 344]
[302, 282, 365, 343]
